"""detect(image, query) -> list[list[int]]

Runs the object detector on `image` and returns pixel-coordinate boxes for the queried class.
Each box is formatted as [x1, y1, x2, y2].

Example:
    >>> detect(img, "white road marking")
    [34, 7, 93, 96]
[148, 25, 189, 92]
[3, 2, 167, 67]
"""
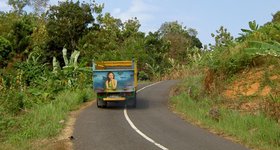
[135, 82, 162, 94]
[124, 81, 169, 150]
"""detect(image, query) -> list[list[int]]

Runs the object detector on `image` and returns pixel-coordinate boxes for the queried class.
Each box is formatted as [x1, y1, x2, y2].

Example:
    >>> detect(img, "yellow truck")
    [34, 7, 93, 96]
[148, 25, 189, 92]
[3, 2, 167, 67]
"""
[92, 60, 137, 108]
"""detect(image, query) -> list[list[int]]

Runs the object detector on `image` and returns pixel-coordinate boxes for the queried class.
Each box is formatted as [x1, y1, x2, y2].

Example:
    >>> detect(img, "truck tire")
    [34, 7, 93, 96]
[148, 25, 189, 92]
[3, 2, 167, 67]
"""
[97, 98, 107, 108]
[97, 98, 101, 108]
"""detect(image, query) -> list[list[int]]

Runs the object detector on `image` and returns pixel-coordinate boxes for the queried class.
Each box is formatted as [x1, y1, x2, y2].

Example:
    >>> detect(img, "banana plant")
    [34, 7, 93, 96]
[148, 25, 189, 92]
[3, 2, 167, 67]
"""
[62, 48, 80, 70]
[241, 20, 259, 34]
[62, 47, 69, 66]
[187, 47, 202, 64]
[52, 47, 91, 88]
[52, 57, 60, 74]
[238, 20, 259, 41]
[145, 61, 161, 80]
[245, 41, 280, 57]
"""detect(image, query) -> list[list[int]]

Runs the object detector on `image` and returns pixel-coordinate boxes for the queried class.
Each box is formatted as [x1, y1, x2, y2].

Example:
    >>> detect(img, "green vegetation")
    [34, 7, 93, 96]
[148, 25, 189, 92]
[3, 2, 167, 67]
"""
[171, 11, 280, 150]
[171, 75, 280, 150]
[0, 88, 94, 150]
[1, 0, 280, 149]
[0, 0, 202, 148]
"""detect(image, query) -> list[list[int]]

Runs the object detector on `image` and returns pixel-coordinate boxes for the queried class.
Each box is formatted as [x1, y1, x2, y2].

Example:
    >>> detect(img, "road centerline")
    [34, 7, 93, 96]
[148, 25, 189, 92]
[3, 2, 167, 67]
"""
[124, 81, 168, 150]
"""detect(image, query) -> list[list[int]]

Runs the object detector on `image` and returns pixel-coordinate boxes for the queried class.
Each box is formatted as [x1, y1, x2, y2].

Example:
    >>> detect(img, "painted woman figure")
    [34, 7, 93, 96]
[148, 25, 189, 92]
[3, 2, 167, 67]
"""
[105, 71, 117, 90]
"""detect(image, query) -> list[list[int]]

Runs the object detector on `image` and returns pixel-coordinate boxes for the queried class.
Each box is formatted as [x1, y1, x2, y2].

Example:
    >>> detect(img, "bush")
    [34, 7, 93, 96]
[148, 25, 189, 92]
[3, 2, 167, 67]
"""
[0, 36, 13, 68]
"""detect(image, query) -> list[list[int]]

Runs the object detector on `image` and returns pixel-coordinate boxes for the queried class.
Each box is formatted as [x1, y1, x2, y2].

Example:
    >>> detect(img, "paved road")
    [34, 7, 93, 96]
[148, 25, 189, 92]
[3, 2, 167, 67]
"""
[73, 80, 249, 150]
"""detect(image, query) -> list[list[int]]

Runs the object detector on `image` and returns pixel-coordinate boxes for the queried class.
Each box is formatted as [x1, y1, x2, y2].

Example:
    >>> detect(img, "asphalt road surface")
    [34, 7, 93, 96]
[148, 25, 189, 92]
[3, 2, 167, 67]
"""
[73, 80, 249, 150]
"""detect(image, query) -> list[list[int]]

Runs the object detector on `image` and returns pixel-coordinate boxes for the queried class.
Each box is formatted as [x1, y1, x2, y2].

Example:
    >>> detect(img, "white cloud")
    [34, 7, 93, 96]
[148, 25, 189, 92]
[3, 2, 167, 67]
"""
[0, 0, 12, 12]
[112, 0, 158, 23]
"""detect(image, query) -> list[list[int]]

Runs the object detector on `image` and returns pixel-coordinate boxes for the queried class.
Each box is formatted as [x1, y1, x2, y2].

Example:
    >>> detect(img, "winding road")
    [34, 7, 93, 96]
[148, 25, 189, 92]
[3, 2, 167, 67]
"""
[73, 80, 249, 150]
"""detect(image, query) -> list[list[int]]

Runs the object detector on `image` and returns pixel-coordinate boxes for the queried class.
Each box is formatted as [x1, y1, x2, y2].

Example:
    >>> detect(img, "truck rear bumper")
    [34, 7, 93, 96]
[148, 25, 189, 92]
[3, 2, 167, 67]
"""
[103, 97, 126, 101]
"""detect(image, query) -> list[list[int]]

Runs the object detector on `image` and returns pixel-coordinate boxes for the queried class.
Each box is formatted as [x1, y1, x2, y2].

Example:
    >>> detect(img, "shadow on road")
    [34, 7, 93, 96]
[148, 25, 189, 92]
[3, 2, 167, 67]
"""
[98, 97, 150, 110]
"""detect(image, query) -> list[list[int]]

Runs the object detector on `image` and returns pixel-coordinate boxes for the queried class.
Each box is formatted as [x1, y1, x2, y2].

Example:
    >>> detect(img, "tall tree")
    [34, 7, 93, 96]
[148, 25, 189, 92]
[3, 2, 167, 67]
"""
[0, 36, 13, 68]
[79, 12, 122, 61]
[144, 31, 169, 65]
[0, 12, 20, 38]
[9, 15, 34, 54]
[46, 1, 94, 58]
[158, 21, 202, 63]
[30, 0, 49, 15]
[122, 17, 141, 38]
[272, 11, 280, 23]
[210, 26, 234, 49]
[8, 0, 30, 14]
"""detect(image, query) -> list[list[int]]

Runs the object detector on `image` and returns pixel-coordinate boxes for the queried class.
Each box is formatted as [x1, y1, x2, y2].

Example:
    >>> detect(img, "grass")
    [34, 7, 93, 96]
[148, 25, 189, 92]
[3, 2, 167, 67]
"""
[138, 80, 152, 84]
[0, 88, 95, 150]
[170, 74, 280, 150]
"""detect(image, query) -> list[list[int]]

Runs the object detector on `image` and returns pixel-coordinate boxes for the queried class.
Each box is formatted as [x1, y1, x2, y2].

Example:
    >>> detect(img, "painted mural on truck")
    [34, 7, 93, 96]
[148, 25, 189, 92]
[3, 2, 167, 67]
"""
[93, 70, 134, 92]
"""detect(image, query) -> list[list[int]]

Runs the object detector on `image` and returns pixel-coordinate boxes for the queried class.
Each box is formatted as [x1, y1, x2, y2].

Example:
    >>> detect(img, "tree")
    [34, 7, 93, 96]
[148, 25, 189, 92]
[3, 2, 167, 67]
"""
[30, 0, 49, 15]
[8, 0, 30, 14]
[78, 12, 122, 61]
[0, 36, 13, 68]
[122, 17, 141, 38]
[144, 31, 169, 66]
[145, 31, 168, 55]
[158, 21, 202, 63]
[8, 0, 49, 15]
[30, 17, 48, 53]
[9, 15, 34, 55]
[0, 12, 20, 38]
[79, 14, 145, 62]
[159, 21, 188, 36]
[46, 1, 94, 59]
[210, 26, 234, 49]
[272, 11, 280, 23]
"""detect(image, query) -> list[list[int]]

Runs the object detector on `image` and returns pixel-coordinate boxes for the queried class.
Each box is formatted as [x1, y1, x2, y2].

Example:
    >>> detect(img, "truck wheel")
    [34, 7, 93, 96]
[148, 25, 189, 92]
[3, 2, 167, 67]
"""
[97, 98, 107, 108]
[97, 98, 101, 108]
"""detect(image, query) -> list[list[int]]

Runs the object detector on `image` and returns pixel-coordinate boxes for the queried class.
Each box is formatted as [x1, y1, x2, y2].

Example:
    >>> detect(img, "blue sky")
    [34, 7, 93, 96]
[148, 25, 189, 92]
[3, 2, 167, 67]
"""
[1, 0, 280, 45]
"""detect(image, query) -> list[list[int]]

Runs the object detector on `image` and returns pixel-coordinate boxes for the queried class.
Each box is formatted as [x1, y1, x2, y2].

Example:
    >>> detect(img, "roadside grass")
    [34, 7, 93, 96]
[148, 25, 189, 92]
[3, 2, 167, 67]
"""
[170, 74, 280, 150]
[0, 88, 95, 150]
[138, 80, 152, 84]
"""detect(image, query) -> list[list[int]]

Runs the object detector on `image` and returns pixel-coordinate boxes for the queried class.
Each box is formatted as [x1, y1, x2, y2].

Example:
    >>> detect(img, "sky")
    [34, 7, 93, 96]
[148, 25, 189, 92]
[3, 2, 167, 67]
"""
[1, 0, 280, 45]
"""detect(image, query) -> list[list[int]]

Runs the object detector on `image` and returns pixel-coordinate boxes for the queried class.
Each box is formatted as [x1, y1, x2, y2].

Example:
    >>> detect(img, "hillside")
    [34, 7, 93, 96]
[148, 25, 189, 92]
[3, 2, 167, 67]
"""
[223, 65, 280, 120]
[170, 20, 280, 150]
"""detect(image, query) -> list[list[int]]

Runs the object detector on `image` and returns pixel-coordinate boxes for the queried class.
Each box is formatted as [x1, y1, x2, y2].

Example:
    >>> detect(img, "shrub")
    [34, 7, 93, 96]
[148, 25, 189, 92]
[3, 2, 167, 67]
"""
[0, 36, 13, 68]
